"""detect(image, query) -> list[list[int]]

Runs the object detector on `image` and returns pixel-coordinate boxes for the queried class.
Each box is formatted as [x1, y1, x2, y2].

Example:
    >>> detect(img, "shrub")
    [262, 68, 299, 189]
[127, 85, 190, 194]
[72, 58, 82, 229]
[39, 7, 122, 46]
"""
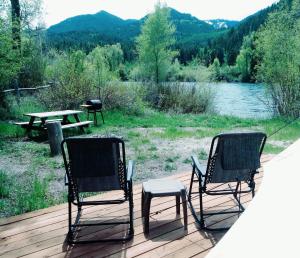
[100, 82, 147, 115]
[39, 50, 93, 109]
[146, 82, 214, 113]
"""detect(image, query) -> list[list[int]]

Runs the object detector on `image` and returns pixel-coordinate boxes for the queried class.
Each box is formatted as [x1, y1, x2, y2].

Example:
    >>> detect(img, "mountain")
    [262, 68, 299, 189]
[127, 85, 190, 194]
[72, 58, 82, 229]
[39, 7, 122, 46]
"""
[48, 10, 141, 39]
[46, 5, 277, 63]
[47, 8, 231, 61]
[208, 3, 278, 65]
[48, 8, 219, 40]
[204, 19, 238, 29]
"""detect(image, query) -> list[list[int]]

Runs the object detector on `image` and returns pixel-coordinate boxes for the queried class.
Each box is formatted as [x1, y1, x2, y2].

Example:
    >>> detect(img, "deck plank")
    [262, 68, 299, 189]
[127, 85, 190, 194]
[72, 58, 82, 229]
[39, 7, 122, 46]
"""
[0, 166, 267, 258]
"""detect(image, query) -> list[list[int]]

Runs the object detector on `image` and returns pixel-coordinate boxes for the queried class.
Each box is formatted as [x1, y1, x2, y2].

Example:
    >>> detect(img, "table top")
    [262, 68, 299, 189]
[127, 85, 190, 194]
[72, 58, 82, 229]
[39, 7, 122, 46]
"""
[143, 179, 185, 195]
[24, 110, 82, 118]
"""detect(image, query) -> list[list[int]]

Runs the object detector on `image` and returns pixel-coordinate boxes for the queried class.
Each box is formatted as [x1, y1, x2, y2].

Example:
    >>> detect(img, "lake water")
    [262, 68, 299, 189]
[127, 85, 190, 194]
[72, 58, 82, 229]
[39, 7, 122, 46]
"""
[211, 82, 273, 119]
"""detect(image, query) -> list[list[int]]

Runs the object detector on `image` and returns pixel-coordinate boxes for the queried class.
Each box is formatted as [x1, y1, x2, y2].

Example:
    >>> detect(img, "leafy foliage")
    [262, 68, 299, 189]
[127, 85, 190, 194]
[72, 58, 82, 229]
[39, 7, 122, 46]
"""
[136, 3, 177, 84]
[235, 33, 256, 82]
[39, 50, 93, 109]
[256, 0, 300, 117]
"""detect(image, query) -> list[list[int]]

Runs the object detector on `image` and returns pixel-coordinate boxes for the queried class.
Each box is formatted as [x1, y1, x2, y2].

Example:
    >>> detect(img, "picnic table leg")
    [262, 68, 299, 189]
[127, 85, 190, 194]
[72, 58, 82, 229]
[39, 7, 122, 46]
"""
[26, 116, 35, 137]
[73, 114, 85, 133]
[40, 117, 48, 128]
[62, 115, 70, 125]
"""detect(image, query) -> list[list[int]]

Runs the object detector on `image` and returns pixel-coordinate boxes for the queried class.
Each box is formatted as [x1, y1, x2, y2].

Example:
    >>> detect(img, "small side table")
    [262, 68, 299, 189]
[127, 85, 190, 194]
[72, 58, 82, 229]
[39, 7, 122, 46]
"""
[141, 178, 188, 234]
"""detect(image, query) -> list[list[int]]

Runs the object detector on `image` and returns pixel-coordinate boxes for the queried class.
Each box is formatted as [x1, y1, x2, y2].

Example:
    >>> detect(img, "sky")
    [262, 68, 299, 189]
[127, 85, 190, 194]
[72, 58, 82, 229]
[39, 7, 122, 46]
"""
[44, 0, 279, 28]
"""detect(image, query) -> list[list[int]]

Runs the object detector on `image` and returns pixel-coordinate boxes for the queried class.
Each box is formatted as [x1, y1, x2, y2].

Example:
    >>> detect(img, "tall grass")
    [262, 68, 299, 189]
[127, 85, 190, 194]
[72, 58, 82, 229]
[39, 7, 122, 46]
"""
[146, 82, 214, 113]
[0, 170, 56, 217]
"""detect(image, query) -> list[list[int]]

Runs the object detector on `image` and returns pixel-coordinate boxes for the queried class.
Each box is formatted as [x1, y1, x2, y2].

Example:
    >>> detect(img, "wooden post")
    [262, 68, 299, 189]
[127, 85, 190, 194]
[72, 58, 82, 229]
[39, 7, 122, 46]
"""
[46, 122, 63, 156]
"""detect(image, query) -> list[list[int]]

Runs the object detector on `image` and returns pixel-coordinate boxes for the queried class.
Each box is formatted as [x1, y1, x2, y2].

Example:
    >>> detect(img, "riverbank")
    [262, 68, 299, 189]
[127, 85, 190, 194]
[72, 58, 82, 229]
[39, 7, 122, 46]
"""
[1, 109, 299, 218]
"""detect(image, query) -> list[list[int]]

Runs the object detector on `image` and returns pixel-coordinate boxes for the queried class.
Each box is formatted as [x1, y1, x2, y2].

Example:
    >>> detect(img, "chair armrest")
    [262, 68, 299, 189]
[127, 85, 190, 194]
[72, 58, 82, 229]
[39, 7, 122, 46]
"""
[127, 160, 135, 182]
[191, 155, 206, 177]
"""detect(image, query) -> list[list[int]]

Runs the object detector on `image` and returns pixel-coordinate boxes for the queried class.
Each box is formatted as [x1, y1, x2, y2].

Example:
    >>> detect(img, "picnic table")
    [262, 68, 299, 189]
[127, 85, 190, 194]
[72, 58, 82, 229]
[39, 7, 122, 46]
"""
[15, 110, 93, 134]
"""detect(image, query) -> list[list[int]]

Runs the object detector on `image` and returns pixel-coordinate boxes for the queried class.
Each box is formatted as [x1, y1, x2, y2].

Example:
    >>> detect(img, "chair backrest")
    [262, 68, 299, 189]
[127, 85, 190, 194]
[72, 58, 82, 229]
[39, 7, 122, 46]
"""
[205, 132, 267, 184]
[62, 137, 126, 192]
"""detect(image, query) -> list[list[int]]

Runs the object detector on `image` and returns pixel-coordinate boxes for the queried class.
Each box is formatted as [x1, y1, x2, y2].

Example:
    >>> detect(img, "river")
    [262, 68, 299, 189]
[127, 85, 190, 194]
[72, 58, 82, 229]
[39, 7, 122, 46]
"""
[211, 82, 273, 119]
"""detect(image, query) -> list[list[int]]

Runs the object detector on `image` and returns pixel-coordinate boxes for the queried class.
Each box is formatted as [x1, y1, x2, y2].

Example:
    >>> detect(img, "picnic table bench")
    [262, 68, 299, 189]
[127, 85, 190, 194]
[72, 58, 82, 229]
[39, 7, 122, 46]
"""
[15, 110, 92, 134]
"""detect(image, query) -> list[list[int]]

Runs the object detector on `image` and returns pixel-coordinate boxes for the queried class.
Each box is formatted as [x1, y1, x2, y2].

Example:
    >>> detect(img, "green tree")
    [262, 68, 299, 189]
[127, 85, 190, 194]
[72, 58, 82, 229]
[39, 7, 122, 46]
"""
[88, 46, 109, 87]
[0, 18, 20, 110]
[136, 2, 177, 84]
[209, 57, 221, 81]
[235, 33, 255, 82]
[87, 44, 123, 88]
[256, 0, 300, 117]
[103, 43, 124, 73]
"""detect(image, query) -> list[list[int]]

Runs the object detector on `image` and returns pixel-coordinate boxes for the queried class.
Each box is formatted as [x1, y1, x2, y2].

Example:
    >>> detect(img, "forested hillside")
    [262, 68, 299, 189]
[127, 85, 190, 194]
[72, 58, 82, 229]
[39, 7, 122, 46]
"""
[47, 8, 233, 62]
[205, 3, 278, 65]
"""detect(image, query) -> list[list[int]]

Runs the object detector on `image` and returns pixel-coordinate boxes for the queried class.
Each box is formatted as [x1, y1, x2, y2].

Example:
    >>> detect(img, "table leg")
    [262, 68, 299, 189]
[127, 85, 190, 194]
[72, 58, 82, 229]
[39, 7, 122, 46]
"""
[62, 115, 70, 125]
[141, 190, 145, 218]
[26, 116, 35, 136]
[40, 117, 48, 129]
[176, 195, 180, 215]
[73, 114, 84, 133]
[73, 114, 80, 123]
[181, 190, 188, 231]
[143, 192, 151, 235]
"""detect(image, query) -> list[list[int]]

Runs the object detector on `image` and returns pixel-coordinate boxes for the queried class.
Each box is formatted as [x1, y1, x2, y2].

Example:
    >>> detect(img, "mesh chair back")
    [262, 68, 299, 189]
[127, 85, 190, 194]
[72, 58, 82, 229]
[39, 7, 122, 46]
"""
[206, 132, 266, 183]
[64, 137, 126, 192]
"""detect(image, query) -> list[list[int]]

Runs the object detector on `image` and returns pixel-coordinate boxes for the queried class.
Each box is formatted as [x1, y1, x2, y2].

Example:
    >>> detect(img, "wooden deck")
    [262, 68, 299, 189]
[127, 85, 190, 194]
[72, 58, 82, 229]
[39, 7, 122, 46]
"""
[0, 156, 271, 258]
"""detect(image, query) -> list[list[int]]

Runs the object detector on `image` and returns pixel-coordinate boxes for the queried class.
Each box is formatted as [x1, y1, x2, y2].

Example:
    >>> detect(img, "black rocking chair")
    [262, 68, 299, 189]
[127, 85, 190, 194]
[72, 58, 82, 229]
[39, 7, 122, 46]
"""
[188, 132, 267, 231]
[61, 137, 134, 244]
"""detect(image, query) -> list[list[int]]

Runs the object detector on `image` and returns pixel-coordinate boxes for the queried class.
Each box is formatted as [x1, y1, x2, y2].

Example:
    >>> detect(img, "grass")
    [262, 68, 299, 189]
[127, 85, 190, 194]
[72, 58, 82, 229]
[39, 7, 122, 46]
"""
[198, 149, 208, 160]
[0, 169, 56, 217]
[1, 97, 300, 217]
[0, 170, 10, 198]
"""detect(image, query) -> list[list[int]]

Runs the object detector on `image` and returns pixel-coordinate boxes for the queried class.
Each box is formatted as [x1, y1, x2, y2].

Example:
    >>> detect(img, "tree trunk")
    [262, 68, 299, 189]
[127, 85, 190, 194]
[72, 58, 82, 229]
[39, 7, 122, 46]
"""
[46, 122, 64, 156]
[10, 0, 21, 53]
[10, 0, 21, 103]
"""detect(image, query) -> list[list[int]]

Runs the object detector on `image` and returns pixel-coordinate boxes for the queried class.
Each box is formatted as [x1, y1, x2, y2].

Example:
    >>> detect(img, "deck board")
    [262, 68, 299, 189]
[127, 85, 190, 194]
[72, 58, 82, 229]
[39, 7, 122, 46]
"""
[0, 160, 269, 258]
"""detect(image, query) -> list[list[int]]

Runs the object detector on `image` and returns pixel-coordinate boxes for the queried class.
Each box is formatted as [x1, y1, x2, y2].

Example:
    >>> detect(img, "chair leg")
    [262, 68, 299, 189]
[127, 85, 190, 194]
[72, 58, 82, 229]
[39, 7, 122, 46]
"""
[188, 168, 195, 202]
[251, 181, 256, 198]
[67, 196, 73, 243]
[199, 186, 205, 229]
[129, 183, 134, 236]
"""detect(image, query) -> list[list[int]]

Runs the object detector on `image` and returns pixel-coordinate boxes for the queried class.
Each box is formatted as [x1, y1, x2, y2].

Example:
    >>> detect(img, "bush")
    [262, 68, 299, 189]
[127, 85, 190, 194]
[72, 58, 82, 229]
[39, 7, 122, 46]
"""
[100, 82, 147, 115]
[146, 82, 214, 113]
[177, 63, 211, 82]
[39, 50, 93, 109]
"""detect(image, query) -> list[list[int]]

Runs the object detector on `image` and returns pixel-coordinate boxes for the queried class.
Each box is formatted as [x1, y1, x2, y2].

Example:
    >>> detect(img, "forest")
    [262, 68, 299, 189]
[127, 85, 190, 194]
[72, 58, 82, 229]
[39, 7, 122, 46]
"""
[1, 0, 300, 118]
